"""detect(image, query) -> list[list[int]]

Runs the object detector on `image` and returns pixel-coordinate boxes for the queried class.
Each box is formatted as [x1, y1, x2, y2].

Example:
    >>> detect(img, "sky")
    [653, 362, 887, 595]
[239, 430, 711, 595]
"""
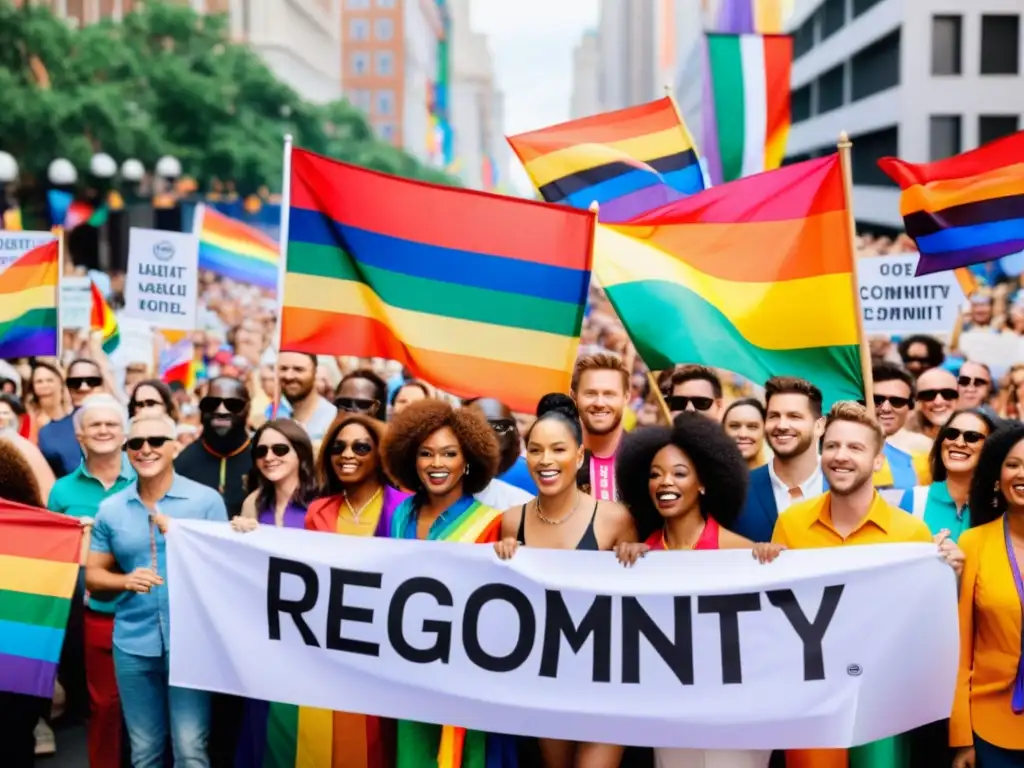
[468, 0, 599, 194]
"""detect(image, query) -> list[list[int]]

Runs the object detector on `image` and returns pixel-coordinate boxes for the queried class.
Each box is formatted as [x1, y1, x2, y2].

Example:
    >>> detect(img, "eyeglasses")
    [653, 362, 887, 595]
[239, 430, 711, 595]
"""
[125, 436, 173, 451]
[489, 419, 516, 436]
[958, 376, 990, 388]
[940, 427, 986, 445]
[198, 396, 248, 414]
[254, 443, 291, 459]
[917, 388, 958, 403]
[666, 395, 715, 412]
[132, 399, 163, 411]
[329, 440, 374, 456]
[872, 394, 912, 409]
[67, 376, 102, 390]
[334, 397, 378, 414]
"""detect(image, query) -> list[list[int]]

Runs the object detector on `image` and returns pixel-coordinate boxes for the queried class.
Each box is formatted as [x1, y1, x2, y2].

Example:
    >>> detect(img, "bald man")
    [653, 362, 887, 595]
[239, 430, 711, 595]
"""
[466, 398, 537, 508]
[909, 367, 960, 441]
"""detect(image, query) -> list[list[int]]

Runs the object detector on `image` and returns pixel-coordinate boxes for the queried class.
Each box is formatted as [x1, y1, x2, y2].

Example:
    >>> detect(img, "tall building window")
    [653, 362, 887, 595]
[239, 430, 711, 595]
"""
[979, 115, 1020, 145]
[821, 0, 845, 41]
[851, 29, 900, 101]
[348, 88, 372, 112]
[981, 15, 1020, 75]
[376, 0, 395, 7]
[351, 52, 370, 76]
[931, 15, 962, 75]
[850, 127, 898, 186]
[376, 51, 394, 76]
[816, 64, 845, 114]
[376, 90, 395, 116]
[852, 0, 883, 18]
[929, 115, 962, 161]
[350, 18, 369, 41]
[792, 84, 812, 123]
[374, 18, 393, 41]
[347, 0, 369, 8]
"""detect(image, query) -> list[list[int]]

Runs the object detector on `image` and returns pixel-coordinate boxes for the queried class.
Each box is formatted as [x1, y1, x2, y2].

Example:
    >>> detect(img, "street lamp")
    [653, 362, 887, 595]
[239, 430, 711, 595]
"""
[155, 155, 182, 180]
[0, 152, 18, 184]
[89, 152, 117, 180]
[48, 158, 78, 187]
[120, 158, 145, 183]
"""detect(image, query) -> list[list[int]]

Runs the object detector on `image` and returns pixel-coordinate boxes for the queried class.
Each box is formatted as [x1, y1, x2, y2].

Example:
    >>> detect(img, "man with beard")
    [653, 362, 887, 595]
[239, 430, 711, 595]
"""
[570, 353, 629, 500]
[733, 376, 826, 543]
[466, 397, 537, 508]
[273, 352, 337, 441]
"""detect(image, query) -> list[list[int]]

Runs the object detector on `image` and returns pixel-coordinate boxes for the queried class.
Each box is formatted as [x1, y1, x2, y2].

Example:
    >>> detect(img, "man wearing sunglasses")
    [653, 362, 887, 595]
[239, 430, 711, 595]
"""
[869, 363, 933, 495]
[86, 414, 227, 768]
[466, 397, 537, 509]
[956, 361, 993, 409]
[39, 358, 108, 479]
[664, 365, 724, 421]
[910, 367, 960, 442]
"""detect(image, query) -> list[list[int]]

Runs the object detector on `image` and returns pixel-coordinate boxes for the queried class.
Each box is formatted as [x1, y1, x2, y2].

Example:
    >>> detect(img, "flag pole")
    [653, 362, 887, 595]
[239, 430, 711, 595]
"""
[836, 132, 875, 416]
[271, 134, 294, 420]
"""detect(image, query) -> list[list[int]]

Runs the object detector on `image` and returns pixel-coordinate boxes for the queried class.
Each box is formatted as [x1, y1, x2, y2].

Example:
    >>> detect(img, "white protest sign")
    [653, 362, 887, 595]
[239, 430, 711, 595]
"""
[858, 254, 964, 335]
[107, 315, 154, 369]
[168, 523, 958, 750]
[0, 231, 57, 272]
[60, 276, 92, 329]
[123, 228, 199, 331]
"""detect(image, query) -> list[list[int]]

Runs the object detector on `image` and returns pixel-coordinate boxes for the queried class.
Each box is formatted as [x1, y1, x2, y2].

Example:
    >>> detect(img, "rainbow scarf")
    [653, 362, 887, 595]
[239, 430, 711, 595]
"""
[388, 496, 516, 768]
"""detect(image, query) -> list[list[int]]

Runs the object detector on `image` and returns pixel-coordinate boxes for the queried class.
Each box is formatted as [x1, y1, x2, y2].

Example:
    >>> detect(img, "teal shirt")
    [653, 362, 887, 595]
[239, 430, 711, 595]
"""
[898, 480, 970, 543]
[48, 456, 136, 614]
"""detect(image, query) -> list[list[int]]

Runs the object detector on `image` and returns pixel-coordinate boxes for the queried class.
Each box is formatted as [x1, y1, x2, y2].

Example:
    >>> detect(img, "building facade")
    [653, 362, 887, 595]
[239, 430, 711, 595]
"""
[591, 0, 658, 112]
[570, 30, 600, 119]
[785, 0, 1024, 228]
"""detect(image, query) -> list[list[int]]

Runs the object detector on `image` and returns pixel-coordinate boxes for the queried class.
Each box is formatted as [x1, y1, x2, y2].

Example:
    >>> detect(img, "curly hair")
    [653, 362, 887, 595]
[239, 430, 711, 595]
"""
[969, 420, 1024, 528]
[316, 412, 388, 495]
[249, 419, 319, 512]
[0, 440, 43, 507]
[897, 334, 945, 370]
[615, 412, 749, 540]
[929, 408, 1002, 483]
[381, 399, 499, 496]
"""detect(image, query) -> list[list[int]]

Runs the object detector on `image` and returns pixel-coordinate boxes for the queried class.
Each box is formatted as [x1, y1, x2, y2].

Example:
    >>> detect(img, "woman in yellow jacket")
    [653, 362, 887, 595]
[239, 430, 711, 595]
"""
[955, 422, 1024, 767]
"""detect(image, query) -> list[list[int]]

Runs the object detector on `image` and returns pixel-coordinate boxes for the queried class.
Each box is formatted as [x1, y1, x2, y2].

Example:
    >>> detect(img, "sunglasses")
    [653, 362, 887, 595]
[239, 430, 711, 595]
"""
[489, 419, 516, 436]
[904, 356, 932, 365]
[254, 443, 291, 459]
[871, 394, 912, 409]
[917, 388, 959, 403]
[68, 376, 102, 390]
[329, 440, 374, 456]
[198, 396, 248, 414]
[132, 399, 162, 410]
[958, 376, 990, 388]
[125, 436, 173, 451]
[666, 395, 715, 412]
[940, 427, 986, 445]
[334, 397, 379, 414]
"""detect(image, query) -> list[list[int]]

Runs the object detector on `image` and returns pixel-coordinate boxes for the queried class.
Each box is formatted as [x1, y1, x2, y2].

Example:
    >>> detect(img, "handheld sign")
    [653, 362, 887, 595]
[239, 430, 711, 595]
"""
[0, 231, 57, 273]
[123, 228, 199, 331]
[858, 253, 964, 335]
[60, 277, 92, 329]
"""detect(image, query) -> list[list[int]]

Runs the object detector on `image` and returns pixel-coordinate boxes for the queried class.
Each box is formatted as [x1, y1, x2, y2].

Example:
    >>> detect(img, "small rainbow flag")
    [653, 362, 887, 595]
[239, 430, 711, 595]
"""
[507, 98, 705, 223]
[878, 130, 1024, 275]
[195, 204, 280, 291]
[159, 338, 197, 391]
[0, 500, 83, 698]
[90, 281, 120, 354]
[0, 240, 59, 358]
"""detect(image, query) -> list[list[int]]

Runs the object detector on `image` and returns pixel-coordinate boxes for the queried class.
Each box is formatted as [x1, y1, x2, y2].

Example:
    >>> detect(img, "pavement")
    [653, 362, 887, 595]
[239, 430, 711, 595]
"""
[41, 722, 87, 767]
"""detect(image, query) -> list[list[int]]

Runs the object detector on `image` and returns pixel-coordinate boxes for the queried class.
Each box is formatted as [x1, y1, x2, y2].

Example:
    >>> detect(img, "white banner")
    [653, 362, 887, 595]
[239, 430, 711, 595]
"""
[0, 230, 57, 272]
[123, 228, 199, 331]
[60, 276, 92, 329]
[167, 521, 958, 750]
[858, 253, 964, 335]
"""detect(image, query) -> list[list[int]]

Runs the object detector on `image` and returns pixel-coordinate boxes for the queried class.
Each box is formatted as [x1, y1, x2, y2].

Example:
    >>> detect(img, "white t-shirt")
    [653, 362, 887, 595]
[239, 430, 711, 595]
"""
[296, 396, 339, 443]
[475, 477, 534, 510]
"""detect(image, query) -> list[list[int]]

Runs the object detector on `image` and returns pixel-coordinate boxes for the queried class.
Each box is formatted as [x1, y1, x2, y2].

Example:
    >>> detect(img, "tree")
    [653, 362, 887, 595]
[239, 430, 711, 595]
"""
[0, 0, 458, 195]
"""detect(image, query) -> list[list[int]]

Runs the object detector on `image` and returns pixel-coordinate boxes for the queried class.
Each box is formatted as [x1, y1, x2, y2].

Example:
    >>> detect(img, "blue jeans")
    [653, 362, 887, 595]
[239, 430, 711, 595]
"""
[113, 646, 211, 767]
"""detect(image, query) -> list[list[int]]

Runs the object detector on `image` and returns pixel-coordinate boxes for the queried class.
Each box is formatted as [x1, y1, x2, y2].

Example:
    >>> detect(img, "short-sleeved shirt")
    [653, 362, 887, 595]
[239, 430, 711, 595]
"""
[90, 473, 228, 657]
[899, 480, 971, 543]
[772, 490, 934, 549]
[49, 456, 136, 614]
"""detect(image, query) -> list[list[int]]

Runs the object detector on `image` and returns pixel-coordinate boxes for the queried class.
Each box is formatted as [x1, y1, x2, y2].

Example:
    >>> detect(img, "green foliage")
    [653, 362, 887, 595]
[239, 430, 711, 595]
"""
[0, 0, 457, 191]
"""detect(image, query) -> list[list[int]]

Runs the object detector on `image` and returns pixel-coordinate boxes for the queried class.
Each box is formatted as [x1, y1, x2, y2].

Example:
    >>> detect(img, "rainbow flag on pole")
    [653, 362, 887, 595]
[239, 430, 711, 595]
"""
[0, 240, 60, 358]
[878, 130, 1024, 275]
[195, 204, 280, 291]
[702, 33, 793, 184]
[0, 500, 83, 698]
[279, 147, 595, 413]
[507, 98, 705, 223]
[594, 155, 863, 406]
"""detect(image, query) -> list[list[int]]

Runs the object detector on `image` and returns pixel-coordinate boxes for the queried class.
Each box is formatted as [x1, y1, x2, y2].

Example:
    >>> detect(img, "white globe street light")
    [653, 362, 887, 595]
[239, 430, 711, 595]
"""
[48, 158, 78, 186]
[155, 155, 182, 179]
[89, 152, 117, 179]
[120, 158, 145, 182]
[0, 152, 18, 184]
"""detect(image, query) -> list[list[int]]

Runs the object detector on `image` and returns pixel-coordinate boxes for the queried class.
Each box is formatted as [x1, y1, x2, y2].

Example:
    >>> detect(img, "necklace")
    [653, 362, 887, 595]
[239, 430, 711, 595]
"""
[343, 486, 382, 524]
[536, 490, 580, 525]
[202, 437, 251, 495]
[663, 522, 706, 551]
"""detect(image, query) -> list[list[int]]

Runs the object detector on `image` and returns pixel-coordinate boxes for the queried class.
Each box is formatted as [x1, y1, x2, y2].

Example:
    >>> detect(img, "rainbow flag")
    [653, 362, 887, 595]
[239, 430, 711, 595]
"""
[0, 240, 59, 358]
[507, 98, 705, 223]
[702, 33, 792, 184]
[878, 130, 1024, 275]
[279, 147, 594, 414]
[593, 155, 863, 406]
[0, 500, 83, 698]
[159, 338, 197, 391]
[89, 281, 120, 354]
[195, 204, 280, 291]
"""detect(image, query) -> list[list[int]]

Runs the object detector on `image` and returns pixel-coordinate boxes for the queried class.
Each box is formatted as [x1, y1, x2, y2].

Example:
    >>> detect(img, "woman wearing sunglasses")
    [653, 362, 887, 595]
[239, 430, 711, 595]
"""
[900, 408, 1001, 544]
[231, 420, 318, 530]
[128, 379, 178, 421]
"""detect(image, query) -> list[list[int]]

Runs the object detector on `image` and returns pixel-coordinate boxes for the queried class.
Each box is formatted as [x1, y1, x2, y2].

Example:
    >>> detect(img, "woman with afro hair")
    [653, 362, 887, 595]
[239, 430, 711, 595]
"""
[379, 398, 518, 768]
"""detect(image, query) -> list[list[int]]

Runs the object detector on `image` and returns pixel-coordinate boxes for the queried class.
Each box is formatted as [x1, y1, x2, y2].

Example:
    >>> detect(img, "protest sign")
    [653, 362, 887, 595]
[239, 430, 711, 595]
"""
[0, 231, 57, 272]
[858, 254, 964, 335]
[123, 228, 199, 331]
[168, 522, 958, 750]
[59, 276, 92, 329]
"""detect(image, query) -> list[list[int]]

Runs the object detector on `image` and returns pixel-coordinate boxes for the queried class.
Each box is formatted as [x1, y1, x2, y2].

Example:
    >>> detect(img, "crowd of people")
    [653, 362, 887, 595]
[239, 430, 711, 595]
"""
[0, 247, 1020, 768]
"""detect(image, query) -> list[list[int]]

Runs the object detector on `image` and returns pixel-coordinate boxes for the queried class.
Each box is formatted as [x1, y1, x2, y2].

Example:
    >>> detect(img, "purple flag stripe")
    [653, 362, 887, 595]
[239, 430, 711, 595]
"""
[915, 240, 1024, 275]
[0, 652, 58, 698]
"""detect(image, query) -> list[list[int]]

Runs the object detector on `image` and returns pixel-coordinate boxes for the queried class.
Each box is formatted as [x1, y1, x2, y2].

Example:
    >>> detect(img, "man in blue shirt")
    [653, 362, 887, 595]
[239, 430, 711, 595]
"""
[39, 358, 107, 478]
[87, 413, 227, 768]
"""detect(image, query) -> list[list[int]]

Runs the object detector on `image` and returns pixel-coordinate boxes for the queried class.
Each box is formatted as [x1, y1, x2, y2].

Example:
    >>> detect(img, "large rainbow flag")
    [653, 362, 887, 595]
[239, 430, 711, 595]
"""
[0, 240, 60, 358]
[593, 155, 863, 406]
[507, 98, 705, 223]
[0, 500, 83, 698]
[195, 204, 280, 291]
[279, 147, 595, 414]
[878, 130, 1024, 275]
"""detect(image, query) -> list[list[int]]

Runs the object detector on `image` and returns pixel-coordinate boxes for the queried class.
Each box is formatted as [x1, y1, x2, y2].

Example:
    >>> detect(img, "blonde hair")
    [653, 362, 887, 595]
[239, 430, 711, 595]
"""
[571, 353, 629, 394]
[824, 401, 884, 453]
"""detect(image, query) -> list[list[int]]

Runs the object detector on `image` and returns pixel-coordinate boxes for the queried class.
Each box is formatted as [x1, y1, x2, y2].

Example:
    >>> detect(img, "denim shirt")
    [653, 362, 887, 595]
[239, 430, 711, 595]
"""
[90, 473, 228, 657]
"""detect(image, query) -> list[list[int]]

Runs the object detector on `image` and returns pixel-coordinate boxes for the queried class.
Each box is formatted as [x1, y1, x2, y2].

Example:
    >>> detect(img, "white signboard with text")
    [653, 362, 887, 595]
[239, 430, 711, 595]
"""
[123, 228, 199, 331]
[0, 231, 57, 272]
[168, 522, 958, 750]
[60, 276, 92, 329]
[858, 254, 964, 335]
